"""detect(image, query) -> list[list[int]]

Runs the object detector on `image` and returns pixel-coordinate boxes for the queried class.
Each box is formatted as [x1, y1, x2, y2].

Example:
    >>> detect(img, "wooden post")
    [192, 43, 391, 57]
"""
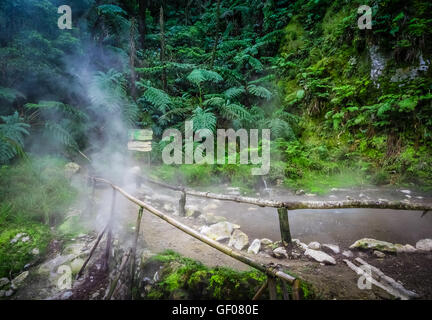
[106, 249, 131, 300]
[277, 207, 292, 246]
[267, 277, 278, 300]
[103, 188, 117, 271]
[252, 279, 268, 300]
[130, 207, 144, 297]
[292, 279, 301, 300]
[281, 279, 291, 300]
[179, 190, 186, 217]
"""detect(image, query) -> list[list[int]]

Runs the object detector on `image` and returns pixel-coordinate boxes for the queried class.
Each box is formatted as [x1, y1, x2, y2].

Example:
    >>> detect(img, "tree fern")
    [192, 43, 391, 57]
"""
[191, 107, 217, 132]
[247, 84, 273, 100]
[187, 69, 223, 86]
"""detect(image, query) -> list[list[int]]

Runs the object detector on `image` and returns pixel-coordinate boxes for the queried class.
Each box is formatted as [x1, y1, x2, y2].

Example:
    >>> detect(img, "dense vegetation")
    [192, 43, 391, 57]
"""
[1, 0, 431, 193]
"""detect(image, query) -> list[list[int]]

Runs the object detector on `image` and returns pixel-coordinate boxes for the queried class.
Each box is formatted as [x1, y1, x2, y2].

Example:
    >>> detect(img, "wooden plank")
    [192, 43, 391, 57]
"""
[128, 129, 153, 141]
[128, 141, 152, 152]
[268, 277, 278, 300]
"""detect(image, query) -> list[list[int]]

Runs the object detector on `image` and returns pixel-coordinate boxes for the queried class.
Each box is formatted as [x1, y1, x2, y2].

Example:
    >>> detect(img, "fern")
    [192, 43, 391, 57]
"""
[191, 107, 216, 132]
[247, 84, 273, 100]
[187, 69, 223, 86]
[0, 112, 30, 164]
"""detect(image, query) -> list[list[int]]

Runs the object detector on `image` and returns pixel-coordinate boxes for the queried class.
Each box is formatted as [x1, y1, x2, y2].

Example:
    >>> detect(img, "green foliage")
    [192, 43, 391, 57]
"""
[0, 112, 30, 164]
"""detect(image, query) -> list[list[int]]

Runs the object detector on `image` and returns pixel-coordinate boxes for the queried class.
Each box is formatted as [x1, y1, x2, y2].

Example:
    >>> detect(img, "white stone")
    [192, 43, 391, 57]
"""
[416, 239, 432, 251]
[199, 213, 227, 225]
[32, 248, 40, 255]
[0, 277, 10, 288]
[228, 230, 249, 250]
[292, 239, 308, 251]
[373, 250, 385, 258]
[5, 289, 13, 297]
[0, 290, 5, 298]
[322, 244, 340, 254]
[395, 244, 417, 253]
[21, 236, 30, 242]
[199, 221, 235, 241]
[65, 162, 80, 178]
[400, 190, 411, 194]
[260, 238, 273, 246]
[342, 250, 353, 258]
[308, 241, 321, 250]
[273, 247, 288, 259]
[70, 258, 85, 274]
[11, 271, 29, 289]
[247, 239, 261, 254]
[304, 249, 336, 265]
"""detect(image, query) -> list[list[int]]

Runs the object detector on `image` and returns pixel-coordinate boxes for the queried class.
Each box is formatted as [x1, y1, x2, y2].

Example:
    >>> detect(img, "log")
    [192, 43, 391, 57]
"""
[343, 259, 415, 300]
[130, 207, 144, 297]
[103, 188, 116, 271]
[252, 279, 268, 301]
[106, 249, 131, 300]
[138, 175, 432, 211]
[76, 224, 108, 280]
[292, 279, 301, 300]
[92, 177, 297, 284]
[281, 279, 290, 300]
[354, 257, 419, 299]
[267, 277, 278, 300]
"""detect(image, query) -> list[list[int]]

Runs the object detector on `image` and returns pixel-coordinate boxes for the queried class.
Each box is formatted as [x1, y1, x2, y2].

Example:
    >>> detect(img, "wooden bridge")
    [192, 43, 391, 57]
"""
[76, 174, 432, 300]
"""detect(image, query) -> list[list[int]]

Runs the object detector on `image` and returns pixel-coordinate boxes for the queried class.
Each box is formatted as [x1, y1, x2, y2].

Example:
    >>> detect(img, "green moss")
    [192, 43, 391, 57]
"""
[0, 223, 51, 278]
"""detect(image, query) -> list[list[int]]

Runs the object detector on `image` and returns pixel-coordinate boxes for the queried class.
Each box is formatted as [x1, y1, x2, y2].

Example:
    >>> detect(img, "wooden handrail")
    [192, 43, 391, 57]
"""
[139, 175, 432, 211]
[92, 177, 297, 285]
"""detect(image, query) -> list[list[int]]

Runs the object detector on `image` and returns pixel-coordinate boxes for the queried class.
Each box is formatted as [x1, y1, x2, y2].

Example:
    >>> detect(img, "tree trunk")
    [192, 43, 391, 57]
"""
[129, 17, 137, 100]
[138, 0, 147, 49]
[210, 0, 221, 69]
[159, 6, 167, 91]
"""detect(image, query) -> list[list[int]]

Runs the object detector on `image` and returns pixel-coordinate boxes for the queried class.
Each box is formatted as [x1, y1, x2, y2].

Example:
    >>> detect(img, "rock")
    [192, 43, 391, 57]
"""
[342, 250, 353, 258]
[21, 236, 30, 242]
[260, 238, 273, 246]
[305, 193, 316, 197]
[349, 238, 397, 253]
[0, 277, 10, 288]
[199, 213, 227, 225]
[32, 248, 40, 255]
[203, 203, 219, 211]
[11, 271, 29, 289]
[5, 289, 14, 297]
[400, 190, 411, 194]
[60, 291, 73, 300]
[185, 206, 201, 218]
[163, 203, 175, 212]
[322, 244, 340, 254]
[0, 290, 5, 298]
[228, 230, 249, 250]
[373, 250, 386, 258]
[304, 249, 336, 264]
[199, 221, 235, 241]
[38, 254, 76, 275]
[10, 232, 26, 244]
[308, 241, 321, 250]
[295, 189, 305, 196]
[304, 249, 336, 265]
[247, 239, 261, 254]
[395, 244, 417, 253]
[63, 242, 87, 256]
[416, 239, 432, 251]
[64, 162, 80, 178]
[272, 247, 288, 259]
[292, 239, 308, 251]
[329, 195, 337, 199]
[70, 258, 85, 274]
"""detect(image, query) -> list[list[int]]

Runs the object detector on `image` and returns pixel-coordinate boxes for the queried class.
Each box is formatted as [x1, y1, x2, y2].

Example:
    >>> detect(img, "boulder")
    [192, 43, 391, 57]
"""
[185, 206, 201, 218]
[349, 238, 397, 253]
[0, 290, 5, 298]
[272, 247, 288, 259]
[228, 230, 249, 250]
[304, 249, 336, 265]
[295, 189, 305, 196]
[247, 239, 261, 254]
[199, 213, 227, 225]
[64, 162, 80, 178]
[322, 244, 340, 254]
[308, 241, 321, 250]
[199, 221, 235, 241]
[32, 248, 40, 255]
[416, 239, 432, 251]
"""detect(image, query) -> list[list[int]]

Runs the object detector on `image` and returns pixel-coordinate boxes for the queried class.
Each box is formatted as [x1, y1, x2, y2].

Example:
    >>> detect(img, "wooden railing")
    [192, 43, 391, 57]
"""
[78, 176, 301, 300]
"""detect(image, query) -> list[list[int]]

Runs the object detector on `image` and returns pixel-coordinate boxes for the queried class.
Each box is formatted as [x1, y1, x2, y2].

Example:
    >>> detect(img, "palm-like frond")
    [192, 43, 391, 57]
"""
[187, 69, 223, 86]
[247, 84, 273, 100]
[0, 112, 30, 163]
[191, 107, 216, 132]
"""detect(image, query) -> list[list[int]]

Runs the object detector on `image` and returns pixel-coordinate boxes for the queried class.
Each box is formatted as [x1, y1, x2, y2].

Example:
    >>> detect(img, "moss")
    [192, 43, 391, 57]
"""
[0, 223, 51, 278]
